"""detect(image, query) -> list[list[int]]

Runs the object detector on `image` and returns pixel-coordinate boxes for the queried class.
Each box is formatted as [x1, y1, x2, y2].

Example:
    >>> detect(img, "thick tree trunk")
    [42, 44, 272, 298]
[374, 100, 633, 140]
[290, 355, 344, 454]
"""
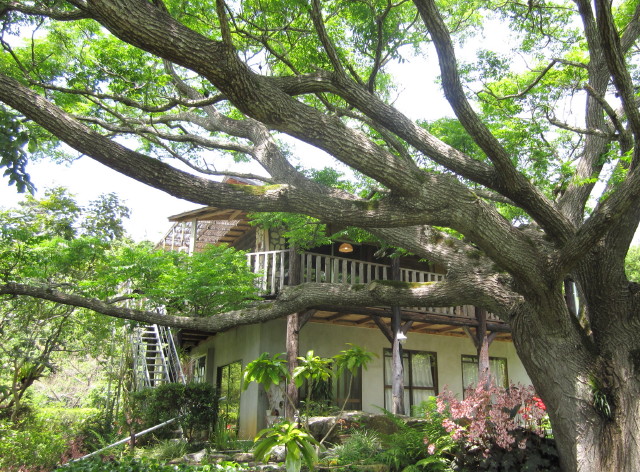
[510, 293, 640, 472]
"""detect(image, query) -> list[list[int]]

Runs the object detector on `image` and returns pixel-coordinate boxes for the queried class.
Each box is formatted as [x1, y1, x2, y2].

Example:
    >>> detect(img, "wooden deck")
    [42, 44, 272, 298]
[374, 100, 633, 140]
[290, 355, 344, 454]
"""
[246, 250, 509, 339]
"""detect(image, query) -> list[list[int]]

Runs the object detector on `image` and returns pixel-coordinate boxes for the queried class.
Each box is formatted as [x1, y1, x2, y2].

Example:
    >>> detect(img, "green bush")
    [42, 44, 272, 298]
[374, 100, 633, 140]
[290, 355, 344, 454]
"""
[137, 439, 191, 461]
[0, 417, 67, 471]
[57, 456, 249, 471]
[131, 382, 218, 442]
[0, 408, 102, 471]
[373, 402, 454, 472]
[451, 429, 559, 472]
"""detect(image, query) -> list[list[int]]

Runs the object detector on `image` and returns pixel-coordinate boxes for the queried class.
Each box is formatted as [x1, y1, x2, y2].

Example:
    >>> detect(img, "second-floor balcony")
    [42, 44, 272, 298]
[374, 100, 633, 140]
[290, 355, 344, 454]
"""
[246, 249, 502, 324]
[159, 209, 506, 334]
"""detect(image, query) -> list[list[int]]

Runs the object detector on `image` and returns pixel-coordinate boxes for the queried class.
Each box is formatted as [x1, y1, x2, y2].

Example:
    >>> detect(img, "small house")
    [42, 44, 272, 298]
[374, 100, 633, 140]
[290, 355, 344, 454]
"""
[151, 185, 530, 439]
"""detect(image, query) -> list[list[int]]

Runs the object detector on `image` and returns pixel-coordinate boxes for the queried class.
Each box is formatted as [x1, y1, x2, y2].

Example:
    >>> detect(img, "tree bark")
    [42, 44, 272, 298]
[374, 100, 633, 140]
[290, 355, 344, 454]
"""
[390, 258, 405, 415]
[285, 245, 302, 420]
[285, 312, 299, 420]
[510, 289, 640, 472]
[391, 304, 405, 415]
[475, 307, 496, 389]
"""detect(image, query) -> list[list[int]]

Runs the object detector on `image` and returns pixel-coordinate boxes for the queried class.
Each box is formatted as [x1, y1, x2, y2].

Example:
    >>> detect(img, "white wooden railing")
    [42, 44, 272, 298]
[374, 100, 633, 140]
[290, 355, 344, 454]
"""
[246, 250, 497, 320]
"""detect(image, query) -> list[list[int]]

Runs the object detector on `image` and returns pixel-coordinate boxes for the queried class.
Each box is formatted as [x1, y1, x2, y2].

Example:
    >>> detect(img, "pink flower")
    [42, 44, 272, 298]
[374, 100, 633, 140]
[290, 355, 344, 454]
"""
[435, 383, 549, 451]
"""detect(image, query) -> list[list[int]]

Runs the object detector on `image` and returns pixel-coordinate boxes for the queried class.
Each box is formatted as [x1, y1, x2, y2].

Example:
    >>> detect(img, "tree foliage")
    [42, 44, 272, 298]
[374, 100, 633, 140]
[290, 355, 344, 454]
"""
[0, 189, 257, 421]
[0, 1, 639, 470]
[0, 189, 127, 420]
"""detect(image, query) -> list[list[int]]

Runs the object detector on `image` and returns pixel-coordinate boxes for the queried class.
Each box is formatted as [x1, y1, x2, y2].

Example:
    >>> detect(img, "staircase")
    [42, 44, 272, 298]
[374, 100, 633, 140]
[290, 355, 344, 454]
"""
[132, 323, 186, 390]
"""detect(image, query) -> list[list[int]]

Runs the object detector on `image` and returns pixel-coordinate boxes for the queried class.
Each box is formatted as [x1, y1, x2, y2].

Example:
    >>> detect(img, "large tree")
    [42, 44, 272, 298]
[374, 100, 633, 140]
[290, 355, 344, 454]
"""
[0, 0, 638, 470]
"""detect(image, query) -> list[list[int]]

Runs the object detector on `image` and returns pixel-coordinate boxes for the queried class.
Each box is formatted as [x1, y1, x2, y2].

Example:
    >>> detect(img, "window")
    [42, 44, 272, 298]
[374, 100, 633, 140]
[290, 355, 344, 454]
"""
[192, 356, 206, 383]
[334, 366, 362, 410]
[216, 361, 242, 432]
[461, 355, 508, 396]
[384, 349, 437, 414]
[299, 364, 363, 411]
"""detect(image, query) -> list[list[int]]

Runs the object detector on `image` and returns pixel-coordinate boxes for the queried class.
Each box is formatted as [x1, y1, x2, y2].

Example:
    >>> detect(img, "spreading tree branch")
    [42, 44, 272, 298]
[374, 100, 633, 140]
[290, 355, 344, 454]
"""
[0, 278, 513, 332]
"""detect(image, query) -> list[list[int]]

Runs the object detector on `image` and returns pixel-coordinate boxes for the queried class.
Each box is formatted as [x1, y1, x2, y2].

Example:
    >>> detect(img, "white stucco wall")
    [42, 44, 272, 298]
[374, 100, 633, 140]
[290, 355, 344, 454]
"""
[190, 323, 264, 439]
[297, 322, 529, 415]
[190, 319, 530, 439]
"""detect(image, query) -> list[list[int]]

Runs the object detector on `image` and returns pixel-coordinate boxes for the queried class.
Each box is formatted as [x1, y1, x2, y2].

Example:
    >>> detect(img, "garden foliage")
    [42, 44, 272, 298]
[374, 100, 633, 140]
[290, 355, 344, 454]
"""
[435, 383, 558, 471]
[0, 407, 104, 471]
[57, 456, 249, 472]
[131, 382, 219, 442]
[437, 382, 548, 451]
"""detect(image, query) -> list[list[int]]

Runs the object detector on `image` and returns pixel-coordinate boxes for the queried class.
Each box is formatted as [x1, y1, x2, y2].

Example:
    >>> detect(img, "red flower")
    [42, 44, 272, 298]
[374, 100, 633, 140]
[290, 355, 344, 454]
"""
[532, 396, 546, 411]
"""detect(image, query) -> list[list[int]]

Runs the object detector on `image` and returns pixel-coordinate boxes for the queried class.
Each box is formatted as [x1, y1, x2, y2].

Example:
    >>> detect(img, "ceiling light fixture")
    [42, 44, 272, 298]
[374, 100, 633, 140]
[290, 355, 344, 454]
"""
[338, 243, 354, 253]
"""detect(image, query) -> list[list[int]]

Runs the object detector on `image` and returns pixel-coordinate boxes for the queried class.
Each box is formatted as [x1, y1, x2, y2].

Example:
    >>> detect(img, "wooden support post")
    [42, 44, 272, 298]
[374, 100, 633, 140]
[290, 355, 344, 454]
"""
[286, 312, 299, 420]
[285, 245, 302, 420]
[476, 307, 490, 388]
[188, 218, 197, 254]
[390, 258, 405, 415]
[464, 307, 498, 390]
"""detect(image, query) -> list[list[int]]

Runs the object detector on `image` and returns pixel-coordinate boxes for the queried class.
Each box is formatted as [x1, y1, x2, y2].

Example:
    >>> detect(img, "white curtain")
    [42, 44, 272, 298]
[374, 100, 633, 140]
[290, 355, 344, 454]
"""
[462, 356, 507, 397]
[412, 353, 435, 406]
[490, 358, 507, 387]
[462, 357, 479, 391]
[412, 353, 434, 388]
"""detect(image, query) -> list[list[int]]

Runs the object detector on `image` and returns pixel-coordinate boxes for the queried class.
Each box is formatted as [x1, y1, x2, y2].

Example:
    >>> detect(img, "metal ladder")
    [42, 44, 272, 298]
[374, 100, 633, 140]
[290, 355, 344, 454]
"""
[132, 323, 186, 390]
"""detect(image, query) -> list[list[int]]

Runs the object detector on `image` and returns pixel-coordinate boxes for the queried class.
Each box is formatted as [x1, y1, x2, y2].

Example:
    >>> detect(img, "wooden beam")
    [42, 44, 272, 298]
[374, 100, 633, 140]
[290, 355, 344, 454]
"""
[462, 326, 478, 348]
[298, 309, 316, 329]
[432, 326, 460, 334]
[401, 320, 413, 334]
[312, 305, 511, 332]
[325, 312, 346, 321]
[372, 316, 393, 343]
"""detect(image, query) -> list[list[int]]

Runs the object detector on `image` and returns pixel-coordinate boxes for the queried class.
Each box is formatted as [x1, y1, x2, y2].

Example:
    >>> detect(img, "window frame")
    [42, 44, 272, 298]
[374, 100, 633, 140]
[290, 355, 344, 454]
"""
[192, 355, 206, 383]
[216, 360, 243, 432]
[461, 355, 508, 397]
[383, 348, 438, 413]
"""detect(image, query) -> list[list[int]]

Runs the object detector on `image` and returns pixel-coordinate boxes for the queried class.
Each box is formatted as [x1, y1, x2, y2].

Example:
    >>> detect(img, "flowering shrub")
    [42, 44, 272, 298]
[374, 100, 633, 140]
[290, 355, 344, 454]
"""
[436, 382, 548, 452]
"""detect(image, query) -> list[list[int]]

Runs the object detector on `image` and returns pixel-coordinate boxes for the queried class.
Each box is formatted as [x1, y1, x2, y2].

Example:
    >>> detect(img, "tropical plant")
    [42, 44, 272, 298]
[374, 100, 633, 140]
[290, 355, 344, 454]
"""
[319, 344, 376, 444]
[242, 352, 289, 393]
[242, 352, 290, 416]
[333, 344, 376, 410]
[292, 350, 333, 426]
[253, 420, 320, 472]
[323, 430, 381, 468]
